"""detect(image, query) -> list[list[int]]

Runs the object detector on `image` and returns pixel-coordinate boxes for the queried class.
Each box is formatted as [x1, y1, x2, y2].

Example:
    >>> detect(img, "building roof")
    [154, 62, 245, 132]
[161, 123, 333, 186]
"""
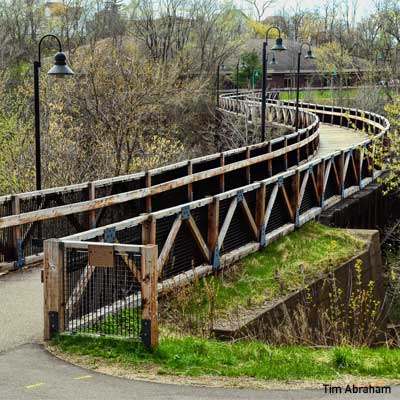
[224, 38, 368, 75]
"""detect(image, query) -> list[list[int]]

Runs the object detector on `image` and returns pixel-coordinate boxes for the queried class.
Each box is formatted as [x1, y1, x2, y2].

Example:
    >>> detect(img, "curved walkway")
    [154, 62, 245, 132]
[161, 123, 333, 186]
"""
[318, 123, 367, 157]
[1, 268, 400, 399]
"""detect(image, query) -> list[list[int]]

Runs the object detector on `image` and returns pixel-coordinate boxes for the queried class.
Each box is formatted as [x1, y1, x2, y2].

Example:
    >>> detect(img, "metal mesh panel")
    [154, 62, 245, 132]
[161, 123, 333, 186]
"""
[266, 188, 292, 233]
[299, 176, 318, 214]
[64, 248, 142, 339]
[272, 155, 285, 175]
[159, 208, 209, 281]
[192, 158, 220, 173]
[0, 200, 13, 261]
[193, 176, 220, 200]
[225, 168, 247, 191]
[151, 166, 187, 185]
[324, 168, 338, 200]
[344, 158, 357, 189]
[152, 187, 187, 211]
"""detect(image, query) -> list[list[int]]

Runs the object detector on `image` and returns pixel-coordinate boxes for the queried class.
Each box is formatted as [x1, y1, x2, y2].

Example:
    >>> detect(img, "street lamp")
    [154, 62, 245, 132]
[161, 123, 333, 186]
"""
[236, 58, 246, 113]
[216, 62, 225, 108]
[295, 42, 315, 131]
[34, 34, 74, 191]
[261, 26, 286, 142]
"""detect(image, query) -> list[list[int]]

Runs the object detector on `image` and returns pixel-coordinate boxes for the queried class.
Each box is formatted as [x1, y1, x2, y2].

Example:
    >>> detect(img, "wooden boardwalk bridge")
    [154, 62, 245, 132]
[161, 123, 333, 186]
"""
[0, 92, 390, 345]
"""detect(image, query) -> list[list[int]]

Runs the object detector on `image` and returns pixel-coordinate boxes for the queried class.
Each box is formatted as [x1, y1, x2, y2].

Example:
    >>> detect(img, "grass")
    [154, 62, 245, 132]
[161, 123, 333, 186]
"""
[85, 221, 366, 336]
[278, 88, 357, 101]
[164, 221, 366, 320]
[53, 334, 400, 380]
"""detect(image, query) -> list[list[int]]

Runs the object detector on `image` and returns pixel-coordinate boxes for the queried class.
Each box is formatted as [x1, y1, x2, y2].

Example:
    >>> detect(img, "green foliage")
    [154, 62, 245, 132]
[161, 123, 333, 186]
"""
[54, 334, 400, 380]
[159, 221, 366, 335]
[367, 95, 400, 193]
[231, 50, 261, 89]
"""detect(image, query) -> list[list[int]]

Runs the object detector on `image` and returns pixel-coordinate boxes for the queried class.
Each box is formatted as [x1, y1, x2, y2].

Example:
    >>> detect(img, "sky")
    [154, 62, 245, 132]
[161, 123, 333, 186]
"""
[235, 0, 376, 20]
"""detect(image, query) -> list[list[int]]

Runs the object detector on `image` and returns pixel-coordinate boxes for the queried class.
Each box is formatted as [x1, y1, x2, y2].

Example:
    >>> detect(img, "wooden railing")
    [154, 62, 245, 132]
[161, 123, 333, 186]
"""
[0, 98, 320, 271]
[42, 92, 389, 348]
[43, 238, 158, 348]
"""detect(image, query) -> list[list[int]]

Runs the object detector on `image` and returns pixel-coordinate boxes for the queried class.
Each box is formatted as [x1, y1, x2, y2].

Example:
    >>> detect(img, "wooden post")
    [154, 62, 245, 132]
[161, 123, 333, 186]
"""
[255, 183, 266, 229]
[291, 171, 300, 225]
[245, 147, 251, 184]
[145, 171, 152, 213]
[88, 182, 96, 229]
[187, 161, 193, 202]
[12, 195, 21, 261]
[283, 138, 288, 170]
[219, 154, 225, 192]
[296, 136, 300, 164]
[317, 161, 325, 207]
[140, 244, 158, 349]
[141, 215, 156, 245]
[267, 143, 273, 177]
[207, 198, 219, 253]
[305, 131, 310, 159]
[43, 239, 65, 341]
[338, 151, 345, 197]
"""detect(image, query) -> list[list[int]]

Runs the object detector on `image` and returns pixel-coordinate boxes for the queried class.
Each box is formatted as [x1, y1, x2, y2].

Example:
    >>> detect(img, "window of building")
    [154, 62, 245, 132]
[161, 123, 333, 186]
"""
[284, 77, 293, 88]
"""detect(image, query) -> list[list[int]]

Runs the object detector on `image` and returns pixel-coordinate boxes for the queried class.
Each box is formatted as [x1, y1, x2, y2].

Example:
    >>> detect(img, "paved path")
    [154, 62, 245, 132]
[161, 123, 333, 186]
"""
[2, 343, 400, 400]
[0, 268, 42, 352]
[318, 123, 367, 157]
[1, 270, 400, 399]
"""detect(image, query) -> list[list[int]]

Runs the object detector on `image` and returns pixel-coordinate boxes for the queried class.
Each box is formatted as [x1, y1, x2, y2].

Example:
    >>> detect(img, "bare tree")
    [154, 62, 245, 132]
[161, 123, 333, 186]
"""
[244, 0, 276, 22]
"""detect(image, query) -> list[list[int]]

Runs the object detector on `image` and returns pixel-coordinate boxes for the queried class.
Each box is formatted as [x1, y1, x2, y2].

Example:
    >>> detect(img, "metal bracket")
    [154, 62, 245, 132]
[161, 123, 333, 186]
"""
[49, 311, 59, 338]
[295, 208, 300, 228]
[308, 165, 313, 173]
[15, 239, 25, 269]
[104, 227, 116, 243]
[341, 183, 345, 198]
[277, 177, 284, 187]
[259, 225, 266, 247]
[140, 319, 152, 349]
[320, 193, 325, 208]
[181, 205, 190, 220]
[237, 190, 244, 203]
[211, 247, 220, 271]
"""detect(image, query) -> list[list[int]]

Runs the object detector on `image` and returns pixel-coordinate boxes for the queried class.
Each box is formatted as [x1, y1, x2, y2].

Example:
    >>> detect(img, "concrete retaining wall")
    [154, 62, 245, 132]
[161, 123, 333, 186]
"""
[213, 229, 386, 343]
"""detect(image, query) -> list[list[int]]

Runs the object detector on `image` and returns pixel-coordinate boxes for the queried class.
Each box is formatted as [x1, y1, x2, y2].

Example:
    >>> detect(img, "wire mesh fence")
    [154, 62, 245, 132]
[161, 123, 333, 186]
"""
[64, 247, 142, 339]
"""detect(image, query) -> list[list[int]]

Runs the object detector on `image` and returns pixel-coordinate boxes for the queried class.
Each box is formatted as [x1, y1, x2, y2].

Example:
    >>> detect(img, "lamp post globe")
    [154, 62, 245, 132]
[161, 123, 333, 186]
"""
[261, 27, 286, 147]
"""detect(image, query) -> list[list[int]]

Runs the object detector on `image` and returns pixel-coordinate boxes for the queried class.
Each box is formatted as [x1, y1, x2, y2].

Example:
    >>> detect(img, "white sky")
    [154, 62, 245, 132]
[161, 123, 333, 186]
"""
[236, 0, 377, 20]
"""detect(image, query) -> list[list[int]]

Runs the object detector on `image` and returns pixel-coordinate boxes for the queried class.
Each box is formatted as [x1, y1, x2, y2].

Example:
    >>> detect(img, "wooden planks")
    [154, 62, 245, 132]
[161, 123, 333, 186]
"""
[43, 239, 65, 341]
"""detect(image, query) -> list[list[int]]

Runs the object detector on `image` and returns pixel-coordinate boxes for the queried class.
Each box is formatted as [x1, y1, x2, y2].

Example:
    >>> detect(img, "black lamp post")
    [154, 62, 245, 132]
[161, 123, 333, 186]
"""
[216, 62, 225, 108]
[236, 58, 246, 113]
[295, 42, 315, 130]
[34, 34, 74, 191]
[261, 26, 286, 142]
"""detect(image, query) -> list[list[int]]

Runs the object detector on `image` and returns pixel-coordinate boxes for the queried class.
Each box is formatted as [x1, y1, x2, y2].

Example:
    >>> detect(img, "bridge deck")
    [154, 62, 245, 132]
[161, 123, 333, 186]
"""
[317, 123, 367, 157]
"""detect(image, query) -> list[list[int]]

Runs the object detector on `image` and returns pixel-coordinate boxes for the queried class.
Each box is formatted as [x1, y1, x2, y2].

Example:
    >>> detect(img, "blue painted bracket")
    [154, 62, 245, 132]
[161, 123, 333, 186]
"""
[181, 205, 190, 220]
[104, 227, 116, 243]
[259, 225, 266, 247]
[211, 247, 220, 271]
[295, 208, 300, 228]
[15, 239, 25, 269]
